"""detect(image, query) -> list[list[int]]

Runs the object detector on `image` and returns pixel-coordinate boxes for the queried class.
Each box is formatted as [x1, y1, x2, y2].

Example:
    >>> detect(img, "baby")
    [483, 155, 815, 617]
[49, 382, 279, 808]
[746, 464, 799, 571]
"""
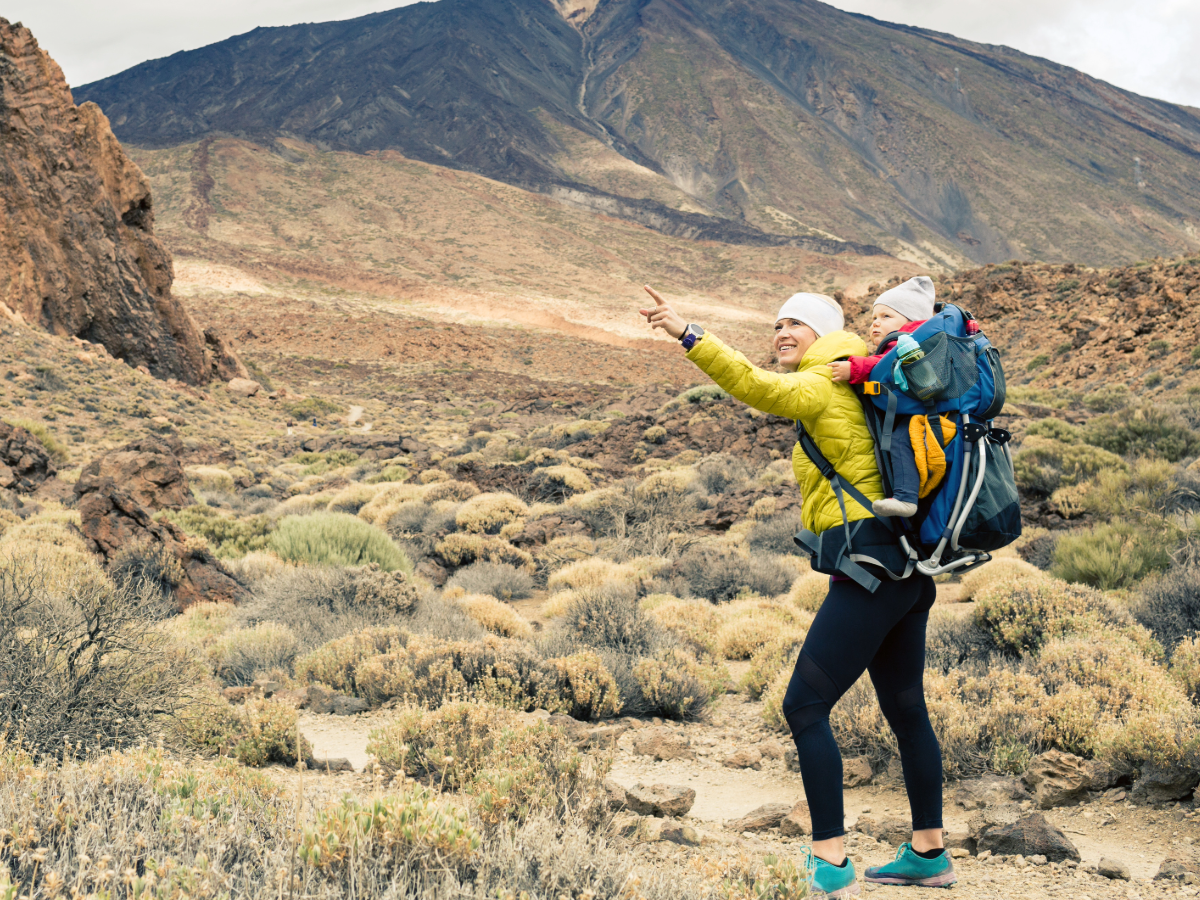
[830, 276, 936, 517]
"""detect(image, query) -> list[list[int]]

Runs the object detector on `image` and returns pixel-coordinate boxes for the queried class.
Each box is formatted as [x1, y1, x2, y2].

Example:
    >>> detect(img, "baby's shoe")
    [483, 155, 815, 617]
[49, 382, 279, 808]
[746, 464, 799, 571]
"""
[872, 497, 918, 518]
[801, 849, 860, 898]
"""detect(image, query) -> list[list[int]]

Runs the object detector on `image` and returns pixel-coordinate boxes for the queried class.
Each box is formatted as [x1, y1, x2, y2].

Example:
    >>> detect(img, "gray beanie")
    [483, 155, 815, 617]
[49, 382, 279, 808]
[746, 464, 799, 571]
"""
[875, 276, 936, 323]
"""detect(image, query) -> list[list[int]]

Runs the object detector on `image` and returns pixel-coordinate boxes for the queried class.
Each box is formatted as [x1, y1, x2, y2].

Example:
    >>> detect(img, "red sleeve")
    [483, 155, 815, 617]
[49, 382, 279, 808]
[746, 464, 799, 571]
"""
[848, 355, 881, 384]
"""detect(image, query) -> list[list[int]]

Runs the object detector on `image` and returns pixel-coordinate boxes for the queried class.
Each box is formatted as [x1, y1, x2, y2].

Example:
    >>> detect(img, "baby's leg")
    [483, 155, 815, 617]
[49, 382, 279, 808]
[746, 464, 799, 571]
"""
[889, 419, 920, 505]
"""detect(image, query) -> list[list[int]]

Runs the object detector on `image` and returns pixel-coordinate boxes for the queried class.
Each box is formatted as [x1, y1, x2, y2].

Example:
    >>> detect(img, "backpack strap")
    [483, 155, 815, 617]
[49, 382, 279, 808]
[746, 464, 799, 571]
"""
[793, 420, 914, 592]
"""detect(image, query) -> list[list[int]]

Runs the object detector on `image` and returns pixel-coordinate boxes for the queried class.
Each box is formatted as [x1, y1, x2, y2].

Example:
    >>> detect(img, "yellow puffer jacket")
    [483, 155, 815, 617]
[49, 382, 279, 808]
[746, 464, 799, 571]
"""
[686, 330, 883, 534]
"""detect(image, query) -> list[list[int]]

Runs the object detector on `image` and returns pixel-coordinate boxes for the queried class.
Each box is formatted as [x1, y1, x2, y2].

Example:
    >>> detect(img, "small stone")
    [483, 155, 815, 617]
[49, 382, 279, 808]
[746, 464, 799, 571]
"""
[977, 850, 993, 861]
[632, 727, 695, 761]
[624, 783, 696, 818]
[724, 747, 764, 770]
[780, 799, 811, 837]
[950, 848, 970, 859]
[1028, 854, 1048, 866]
[784, 745, 800, 772]
[854, 815, 911, 847]
[727, 802, 793, 833]
[758, 741, 784, 760]
[1097, 858, 1131, 881]
[945, 830, 976, 855]
[307, 757, 354, 773]
[843, 755, 873, 787]
[659, 820, 701, 847]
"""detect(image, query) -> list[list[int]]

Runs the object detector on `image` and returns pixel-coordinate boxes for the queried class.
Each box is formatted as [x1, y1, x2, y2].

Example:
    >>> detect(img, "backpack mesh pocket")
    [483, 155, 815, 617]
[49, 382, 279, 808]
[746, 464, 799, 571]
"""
[900, 332, 980, 401]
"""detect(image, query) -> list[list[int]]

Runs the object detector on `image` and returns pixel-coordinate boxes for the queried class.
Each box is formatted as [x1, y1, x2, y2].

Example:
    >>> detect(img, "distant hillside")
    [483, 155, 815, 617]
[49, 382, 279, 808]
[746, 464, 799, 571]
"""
[77, 0, 1200, 270]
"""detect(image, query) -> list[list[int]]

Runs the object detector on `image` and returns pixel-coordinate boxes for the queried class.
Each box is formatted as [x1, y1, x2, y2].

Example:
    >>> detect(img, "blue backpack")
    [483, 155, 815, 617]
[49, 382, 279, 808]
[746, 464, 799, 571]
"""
[794, 303, 1021, 590]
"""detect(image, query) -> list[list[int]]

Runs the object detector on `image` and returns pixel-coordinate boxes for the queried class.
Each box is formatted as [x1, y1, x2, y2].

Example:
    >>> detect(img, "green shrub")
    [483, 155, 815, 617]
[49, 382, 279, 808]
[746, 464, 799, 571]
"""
[447, 560, 533, 600]
[269, 513, 412, 572]
[1013, 436, 1126, 496]
[215, 622, 299, 685]
[1146, 373, 1163, 388]
[676, 384, 729, 405]
[1169, 636, 1200, 701]
[1084, 404, 1200, 462]
[1026, 354, 1049, 372]
[1083, 384, 1130, 413]
[1051, 520, 1174, 589]
[165, 505, 273, 558]
[180, 695, 310, 767]
[283, 397, 341, 420]
[541, 651, 623, 720]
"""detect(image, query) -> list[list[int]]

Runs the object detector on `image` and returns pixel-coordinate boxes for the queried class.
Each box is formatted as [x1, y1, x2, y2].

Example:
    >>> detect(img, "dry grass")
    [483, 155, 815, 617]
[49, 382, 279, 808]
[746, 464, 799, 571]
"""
[958, 557, 1048, 601]
[456, 593, 534, 639]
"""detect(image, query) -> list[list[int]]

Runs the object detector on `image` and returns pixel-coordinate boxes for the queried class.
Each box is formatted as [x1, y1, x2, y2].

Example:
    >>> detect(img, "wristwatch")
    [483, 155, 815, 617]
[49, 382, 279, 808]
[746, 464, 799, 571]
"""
[680, 324, 705, 351]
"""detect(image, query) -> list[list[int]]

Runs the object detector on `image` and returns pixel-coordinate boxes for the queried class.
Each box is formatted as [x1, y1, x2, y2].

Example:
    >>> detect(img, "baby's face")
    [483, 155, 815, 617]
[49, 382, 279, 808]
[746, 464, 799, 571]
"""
[869, 305, 910, 347]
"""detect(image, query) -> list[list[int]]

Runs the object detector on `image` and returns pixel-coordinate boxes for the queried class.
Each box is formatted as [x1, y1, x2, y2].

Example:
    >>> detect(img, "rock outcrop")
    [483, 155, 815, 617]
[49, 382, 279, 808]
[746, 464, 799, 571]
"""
[74, 437, 191, 510]
[0, 421, 56, 492]
[74, 441, 244, 608]
[0, 20, 235, 384]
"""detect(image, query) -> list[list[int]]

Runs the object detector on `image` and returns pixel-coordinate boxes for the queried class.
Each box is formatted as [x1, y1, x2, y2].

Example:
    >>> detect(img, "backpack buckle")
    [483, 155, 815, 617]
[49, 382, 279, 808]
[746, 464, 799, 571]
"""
[988, 427, 1012, 445]
[862, 381, 881, 396]
[962, 422, 989, 443]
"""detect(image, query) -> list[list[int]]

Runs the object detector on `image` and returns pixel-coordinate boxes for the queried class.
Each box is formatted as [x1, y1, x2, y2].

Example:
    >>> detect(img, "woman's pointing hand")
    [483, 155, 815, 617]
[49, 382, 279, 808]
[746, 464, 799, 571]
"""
[639, 284, 688, 340]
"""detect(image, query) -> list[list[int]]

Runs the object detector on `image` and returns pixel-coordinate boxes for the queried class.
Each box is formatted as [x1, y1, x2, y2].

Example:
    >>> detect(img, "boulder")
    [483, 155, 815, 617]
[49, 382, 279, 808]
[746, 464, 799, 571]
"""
[1022, 749, 1094, 808]
[1131, 765, 1200, 804]
[779, 800, 811, 837]
[0, 422, 56, 494]
[631, 727, 694, 761]
[843, 756, 874, 787]
[854, 815, 912, 847]
[226, 377, 262, 398]
[75, 475, 245, 608]
[74, 438, 191, 511]
[603, 779, 628, 811]
[724, 747, 764, 770]
[624, 783, 696, 818]
[1155, 848, 1200, 881]
[726, 803, 793, 833]
[302, 685, 369, 716]
[967, 804, 1022, 840]
[1097, 858, 1130, 881]
[945, 831, 976, 855]
[953, 773, 1033, 810]
[974, 812, 1080, 862]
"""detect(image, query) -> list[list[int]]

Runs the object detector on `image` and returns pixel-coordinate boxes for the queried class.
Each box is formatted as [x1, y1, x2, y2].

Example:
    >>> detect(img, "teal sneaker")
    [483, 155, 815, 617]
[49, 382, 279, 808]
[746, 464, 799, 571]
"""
[801, 848, 860, 898]
[864, 842, 957, 887]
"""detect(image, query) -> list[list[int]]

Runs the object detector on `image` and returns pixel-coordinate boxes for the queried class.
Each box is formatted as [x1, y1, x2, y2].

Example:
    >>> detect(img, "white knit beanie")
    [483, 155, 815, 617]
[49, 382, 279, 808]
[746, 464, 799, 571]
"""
[775, 292, 844, 337]
[875, 276, 936, 323]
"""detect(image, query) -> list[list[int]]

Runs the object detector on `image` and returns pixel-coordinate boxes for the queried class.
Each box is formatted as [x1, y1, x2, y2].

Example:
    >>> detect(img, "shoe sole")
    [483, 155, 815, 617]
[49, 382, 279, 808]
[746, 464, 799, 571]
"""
[811, 884, 861, 899]
[864, 870, 957, 887]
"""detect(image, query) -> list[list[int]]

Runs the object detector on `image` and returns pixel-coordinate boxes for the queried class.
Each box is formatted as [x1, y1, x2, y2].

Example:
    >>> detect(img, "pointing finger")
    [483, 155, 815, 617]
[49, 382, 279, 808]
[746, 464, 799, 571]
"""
[643, 285, 667, 307]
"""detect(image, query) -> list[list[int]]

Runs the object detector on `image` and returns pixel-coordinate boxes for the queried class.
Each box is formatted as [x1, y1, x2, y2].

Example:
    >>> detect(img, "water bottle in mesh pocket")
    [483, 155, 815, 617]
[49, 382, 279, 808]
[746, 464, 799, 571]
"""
[900, 332, 980, 401]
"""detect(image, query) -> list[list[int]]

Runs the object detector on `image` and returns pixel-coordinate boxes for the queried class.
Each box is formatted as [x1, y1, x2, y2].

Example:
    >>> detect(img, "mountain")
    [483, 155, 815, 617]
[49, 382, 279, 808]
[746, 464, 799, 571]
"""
[0, 19, 242, 384]
[76, 0, 1200, 270]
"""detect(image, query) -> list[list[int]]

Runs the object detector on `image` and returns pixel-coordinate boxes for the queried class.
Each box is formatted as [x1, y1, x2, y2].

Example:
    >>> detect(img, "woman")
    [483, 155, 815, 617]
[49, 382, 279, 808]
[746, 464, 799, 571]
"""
[638, 286, 953, 898]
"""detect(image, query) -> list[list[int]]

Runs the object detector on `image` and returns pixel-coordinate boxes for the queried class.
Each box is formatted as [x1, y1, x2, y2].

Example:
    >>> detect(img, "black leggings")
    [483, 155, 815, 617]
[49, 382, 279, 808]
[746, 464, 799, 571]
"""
[782, 572, 942, 840]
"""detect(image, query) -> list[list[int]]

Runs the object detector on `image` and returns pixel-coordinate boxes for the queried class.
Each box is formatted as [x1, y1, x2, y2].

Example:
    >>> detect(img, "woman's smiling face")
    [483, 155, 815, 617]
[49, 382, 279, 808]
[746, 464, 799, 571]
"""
[774, 318, 818, 371]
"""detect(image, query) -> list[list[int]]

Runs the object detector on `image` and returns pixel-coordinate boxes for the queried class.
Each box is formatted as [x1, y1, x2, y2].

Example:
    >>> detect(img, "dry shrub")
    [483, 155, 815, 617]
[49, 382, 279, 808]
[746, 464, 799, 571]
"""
[294, 626, 409, 694]
[973, 576, 1151, 658]
[694, 453, 752, 494]
[542, 650, 622, 720]
[573, 472, 699, 556]
[447, 560, 534, 600]
[1135, 564, 1200, 654]
[959, 557, 1048, 601]
[0, 557, 189, 759]
[746, 510, 806, 556]
[716, 599, 810, 660]
[679, 546, 794, 603]
[110, 540, 186, 600]
[529, 418, 611, 448]
[1170, 636, 1200, 701]
[216, 622, 300, 686]
[528, 464, 593, 501]
[436, 533, 534, 571]
[1013, 434, 1126, 497]
[456, 593, 534, 639]
[179, 694, 310, 766]
[547, 556, 640, 592]
[356, 483, 426, 526]
[542, 589, 579, 619]
[327, 482, 383, 515]
[367, 702, 609, 825]
[354, 562, 420, 613]
[533, 534, 596, 573]
[555, 585, 661, 655]
[162, 600, 238, 660]
[647, 597, 721, 655]
[186, 464, 235, 492]
[223, 550, 288, 583]
[788, 571, 828, 612]
[455, 492, 528, 534]
[742, 636, 804, 699]
[632, 648, 722, 720]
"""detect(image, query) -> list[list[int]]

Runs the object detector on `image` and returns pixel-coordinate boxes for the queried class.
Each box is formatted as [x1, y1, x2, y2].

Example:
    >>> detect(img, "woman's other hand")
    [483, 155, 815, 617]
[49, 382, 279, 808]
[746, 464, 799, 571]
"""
[829, 361, 852, 383]
[639, 285, 687, 340]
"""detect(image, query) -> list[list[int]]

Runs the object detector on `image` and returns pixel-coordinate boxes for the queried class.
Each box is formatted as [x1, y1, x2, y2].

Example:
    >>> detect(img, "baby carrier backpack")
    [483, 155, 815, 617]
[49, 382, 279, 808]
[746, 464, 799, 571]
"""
[794, 303, 1022, 591]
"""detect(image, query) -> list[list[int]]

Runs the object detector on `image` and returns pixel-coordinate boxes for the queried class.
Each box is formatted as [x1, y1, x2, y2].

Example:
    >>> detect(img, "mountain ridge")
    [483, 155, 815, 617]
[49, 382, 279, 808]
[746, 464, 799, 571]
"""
[76, 0, 1200, 269]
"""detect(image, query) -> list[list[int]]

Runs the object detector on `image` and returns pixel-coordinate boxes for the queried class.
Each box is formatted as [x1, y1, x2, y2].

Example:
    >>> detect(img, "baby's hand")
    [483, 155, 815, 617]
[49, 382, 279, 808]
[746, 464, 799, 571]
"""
[829, 360, 852, 383]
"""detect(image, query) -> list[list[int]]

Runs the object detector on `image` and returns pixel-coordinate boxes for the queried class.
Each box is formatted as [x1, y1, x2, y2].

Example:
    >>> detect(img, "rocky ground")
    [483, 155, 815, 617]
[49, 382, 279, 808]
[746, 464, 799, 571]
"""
[290, 654, 1200, 899]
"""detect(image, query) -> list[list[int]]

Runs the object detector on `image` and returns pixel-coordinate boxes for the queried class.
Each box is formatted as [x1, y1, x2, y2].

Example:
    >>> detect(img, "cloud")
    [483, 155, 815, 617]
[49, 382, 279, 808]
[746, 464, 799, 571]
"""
[831, 0, 1200, 107]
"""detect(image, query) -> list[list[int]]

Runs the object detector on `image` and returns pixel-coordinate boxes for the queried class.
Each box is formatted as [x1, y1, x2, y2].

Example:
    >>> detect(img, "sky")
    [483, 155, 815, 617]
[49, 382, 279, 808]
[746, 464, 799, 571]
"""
[11, 0, 1200, 108]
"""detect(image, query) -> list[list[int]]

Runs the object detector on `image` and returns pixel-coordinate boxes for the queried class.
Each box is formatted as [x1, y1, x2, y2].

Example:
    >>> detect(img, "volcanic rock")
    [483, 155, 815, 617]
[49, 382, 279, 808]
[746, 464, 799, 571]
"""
[0, 421, 56, 493]
[0, 20, 235, 383]
[854, 815, 912, 847]
[727, 803, 792, 833]
[1097, 858, 1131, 881]
[226, 377, 262, 398]
[724, 747, 763, 770]
[843, 756, 874, 787]
[1022, 750, 1094, 808]
[624, 783, 696, 818]
[302, 685, 369, 716]
[631, 727, 694, 761]
[1131, 765, 1200, 804]
[779, 800, 811, 837]
[1155, 848, 1200, 881]
[974, 812, 1080, 862]
[953, 773, 1033, 810]
[74, 438, 191, 511]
